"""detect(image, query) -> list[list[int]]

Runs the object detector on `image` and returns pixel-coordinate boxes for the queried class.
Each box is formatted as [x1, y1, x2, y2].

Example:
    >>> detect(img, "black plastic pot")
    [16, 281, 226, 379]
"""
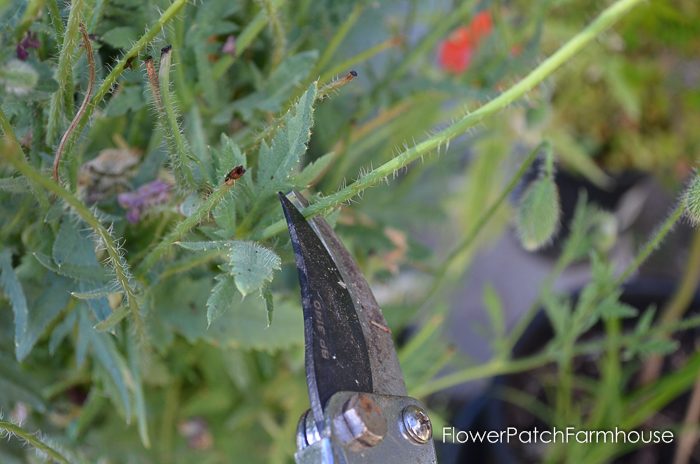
[437, 278, 700, 464]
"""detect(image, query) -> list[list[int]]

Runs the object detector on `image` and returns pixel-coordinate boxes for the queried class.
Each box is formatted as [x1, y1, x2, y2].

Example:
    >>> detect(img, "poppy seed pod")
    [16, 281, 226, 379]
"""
[684, 174, 700, 226]
[516, 177, 561, 251]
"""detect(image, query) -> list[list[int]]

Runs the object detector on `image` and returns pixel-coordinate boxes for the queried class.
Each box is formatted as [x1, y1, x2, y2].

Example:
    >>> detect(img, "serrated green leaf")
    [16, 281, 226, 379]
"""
[255, 82, 317, 193]
[0, 249, 28, 360]
[206, 274, 237, 327]
[597, 298, 638, 321]
[228, 241, 281, 297]
[178, 240, 281, 297]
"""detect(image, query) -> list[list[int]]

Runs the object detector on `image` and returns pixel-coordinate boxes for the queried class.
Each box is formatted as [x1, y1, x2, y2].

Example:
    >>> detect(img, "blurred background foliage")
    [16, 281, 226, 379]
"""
[0, 0, 699, 462]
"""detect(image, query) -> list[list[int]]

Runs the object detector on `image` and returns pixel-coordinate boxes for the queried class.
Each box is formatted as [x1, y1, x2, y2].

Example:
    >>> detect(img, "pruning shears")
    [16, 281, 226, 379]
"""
[279, 191, 438, 464]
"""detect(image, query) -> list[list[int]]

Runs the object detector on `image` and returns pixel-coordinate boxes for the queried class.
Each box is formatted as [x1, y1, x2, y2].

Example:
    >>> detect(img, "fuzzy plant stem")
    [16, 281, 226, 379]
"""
[158, 47, 197, 189]
[615, 199, 686, 286]
[0, 420, 70, 464]
[46, 0, 66, 49]
[58, 0, 188, 166]
[256, 0, 646, 240]
[1, 110, 145, 344]
[46, 0, 83, 146]
[136, 183, 235, 276]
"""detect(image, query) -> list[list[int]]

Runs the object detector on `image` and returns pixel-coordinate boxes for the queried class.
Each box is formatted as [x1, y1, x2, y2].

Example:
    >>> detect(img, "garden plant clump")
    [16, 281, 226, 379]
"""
[1, 0, 699, 462]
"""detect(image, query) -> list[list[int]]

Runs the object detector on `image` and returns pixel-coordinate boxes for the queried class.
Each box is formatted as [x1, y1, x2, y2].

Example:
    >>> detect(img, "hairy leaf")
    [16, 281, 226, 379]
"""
[227, 241, 281, 297]
[255, 82, 317, 194]
[178, 240, 281, 297]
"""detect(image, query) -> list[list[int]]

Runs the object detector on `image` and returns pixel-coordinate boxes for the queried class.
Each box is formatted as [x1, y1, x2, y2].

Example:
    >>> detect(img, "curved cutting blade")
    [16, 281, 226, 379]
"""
[279, 192, 406, 425]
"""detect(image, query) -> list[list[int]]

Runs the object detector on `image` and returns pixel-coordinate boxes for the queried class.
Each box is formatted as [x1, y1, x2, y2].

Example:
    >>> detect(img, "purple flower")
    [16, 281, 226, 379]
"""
[221, 35, 236, 56]
[118, 180, 171, 223]
[17, 33, 40, 61]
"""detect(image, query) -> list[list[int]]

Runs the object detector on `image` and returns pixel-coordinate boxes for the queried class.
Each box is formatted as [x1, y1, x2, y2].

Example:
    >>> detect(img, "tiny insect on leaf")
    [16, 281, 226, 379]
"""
[224, 165, 246, 186]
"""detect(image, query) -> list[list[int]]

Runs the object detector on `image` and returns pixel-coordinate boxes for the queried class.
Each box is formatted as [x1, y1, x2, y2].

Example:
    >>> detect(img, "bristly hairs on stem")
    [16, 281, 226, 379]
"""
[0, 420, 71, 464]
[45, 0, 84, 146]
[158, 45, 200, 191]
[318, 70, 358, 100]
[58, 0, 189, 165]
[53, 22, 95, 182]
[254, 0, 647, 241]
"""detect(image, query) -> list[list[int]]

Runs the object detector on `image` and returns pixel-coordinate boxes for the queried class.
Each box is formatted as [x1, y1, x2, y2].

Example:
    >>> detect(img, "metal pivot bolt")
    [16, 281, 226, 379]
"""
[335, 393, 387, 449]
[401, 405, 432, 444]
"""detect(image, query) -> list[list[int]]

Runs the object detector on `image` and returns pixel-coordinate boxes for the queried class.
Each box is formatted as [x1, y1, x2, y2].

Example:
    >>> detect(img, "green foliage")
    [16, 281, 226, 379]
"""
[0, 0, 697, 461]
[516, 176, 560, 251]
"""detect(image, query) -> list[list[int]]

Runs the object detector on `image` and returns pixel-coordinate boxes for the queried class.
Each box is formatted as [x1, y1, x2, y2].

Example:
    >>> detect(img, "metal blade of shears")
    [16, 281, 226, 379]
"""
[279, 192, 406, 426]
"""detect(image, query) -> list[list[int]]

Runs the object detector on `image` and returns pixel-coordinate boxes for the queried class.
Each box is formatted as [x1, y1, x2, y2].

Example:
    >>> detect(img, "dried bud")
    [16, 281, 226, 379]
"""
[684, 173, 700, 226]
[516, 177, 560, 251]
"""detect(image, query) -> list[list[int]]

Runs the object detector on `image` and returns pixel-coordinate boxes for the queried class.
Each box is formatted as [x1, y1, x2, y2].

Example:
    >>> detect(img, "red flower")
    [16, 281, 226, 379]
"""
[438, 10, 493, 74]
